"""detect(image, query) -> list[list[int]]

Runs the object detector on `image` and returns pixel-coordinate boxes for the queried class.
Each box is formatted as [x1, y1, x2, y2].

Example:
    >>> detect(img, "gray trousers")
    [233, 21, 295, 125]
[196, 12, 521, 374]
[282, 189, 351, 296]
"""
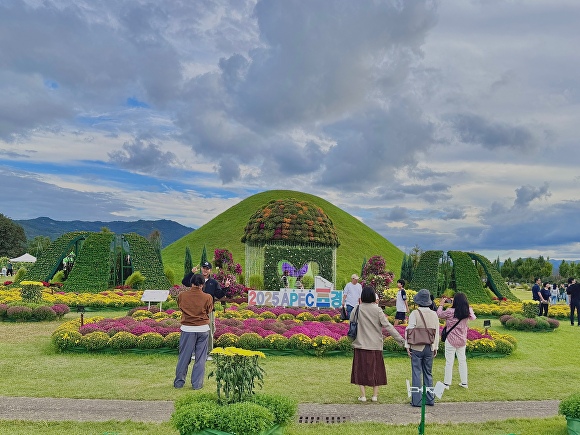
[174, 331, 209, 389]
[410, 345, 434, 406]
[208, 311, 215, 353]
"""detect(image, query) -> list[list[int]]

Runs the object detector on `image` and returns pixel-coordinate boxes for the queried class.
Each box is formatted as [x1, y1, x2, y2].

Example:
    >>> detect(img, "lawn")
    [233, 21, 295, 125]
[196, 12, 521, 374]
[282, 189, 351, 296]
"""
[0, 308, 576, 434]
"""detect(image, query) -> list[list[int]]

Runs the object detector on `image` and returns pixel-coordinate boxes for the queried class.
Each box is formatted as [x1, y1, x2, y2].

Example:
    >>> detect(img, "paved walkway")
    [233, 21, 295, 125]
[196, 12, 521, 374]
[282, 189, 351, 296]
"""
[0, 396, 560, 425]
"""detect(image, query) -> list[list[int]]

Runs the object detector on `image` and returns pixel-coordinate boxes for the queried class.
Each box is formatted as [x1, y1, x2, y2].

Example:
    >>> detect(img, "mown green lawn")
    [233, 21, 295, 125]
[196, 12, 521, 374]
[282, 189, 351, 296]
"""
[0, 309, 577, 434]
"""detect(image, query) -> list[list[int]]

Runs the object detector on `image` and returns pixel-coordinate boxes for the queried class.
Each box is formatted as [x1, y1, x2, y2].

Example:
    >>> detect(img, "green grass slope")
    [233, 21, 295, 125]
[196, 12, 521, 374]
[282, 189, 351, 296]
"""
[162, 190, 403, 287]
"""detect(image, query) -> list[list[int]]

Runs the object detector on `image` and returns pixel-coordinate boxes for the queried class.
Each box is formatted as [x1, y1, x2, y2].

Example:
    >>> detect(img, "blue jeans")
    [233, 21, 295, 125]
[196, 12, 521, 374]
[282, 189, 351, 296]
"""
[174, 330, 209, 389]
[346, 304, 355, 318]
[410, 345, 434, 406]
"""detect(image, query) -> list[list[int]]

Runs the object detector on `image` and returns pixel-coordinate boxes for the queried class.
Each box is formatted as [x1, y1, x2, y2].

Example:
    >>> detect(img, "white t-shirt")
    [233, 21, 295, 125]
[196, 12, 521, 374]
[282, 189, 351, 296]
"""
[396, 289, 407, 312]
[343, 282, 362, 307]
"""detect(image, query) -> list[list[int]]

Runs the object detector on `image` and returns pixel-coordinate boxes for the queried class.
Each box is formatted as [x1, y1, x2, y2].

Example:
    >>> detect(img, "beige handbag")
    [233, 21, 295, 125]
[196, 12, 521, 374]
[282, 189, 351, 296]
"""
[406, 310, 436, 345]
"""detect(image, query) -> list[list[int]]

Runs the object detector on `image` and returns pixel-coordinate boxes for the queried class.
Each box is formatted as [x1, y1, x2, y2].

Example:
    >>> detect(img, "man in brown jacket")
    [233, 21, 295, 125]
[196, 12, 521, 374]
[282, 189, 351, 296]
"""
[174, 274, 213, 389]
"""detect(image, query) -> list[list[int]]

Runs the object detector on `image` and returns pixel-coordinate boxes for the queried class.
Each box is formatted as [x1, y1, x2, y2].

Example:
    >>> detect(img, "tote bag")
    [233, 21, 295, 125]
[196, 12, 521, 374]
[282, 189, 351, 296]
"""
[406, 310, 435, 345]
[347, 306, 359, 339]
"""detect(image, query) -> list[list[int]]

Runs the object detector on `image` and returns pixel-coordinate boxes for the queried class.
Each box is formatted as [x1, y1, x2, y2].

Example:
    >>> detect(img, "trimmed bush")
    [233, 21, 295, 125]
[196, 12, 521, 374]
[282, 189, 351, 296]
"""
[20, 284, 43, 303]
[6, 306, 33, 321]
[215, 333, 239, 348]
[236, 332, 264, 350]
[136, 332, 164, 349]
[80, 331, 111, 350]
[109, 331, 138, 350]
[163, 332, 180, 349]
[52, 329, 82, 351]
[249, 393, 297, 426]
[171, 399, 221, 435]
[32, 305, 57, 321]
[216, 402, 274, 435]
[559, 392, 580, 419]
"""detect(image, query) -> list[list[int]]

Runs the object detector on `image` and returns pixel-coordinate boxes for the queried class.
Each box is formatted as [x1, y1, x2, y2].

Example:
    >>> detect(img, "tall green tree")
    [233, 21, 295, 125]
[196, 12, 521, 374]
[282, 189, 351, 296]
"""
[26, 235, 51, 257]
[184, 246, 193, 278]
[200, 244, 207, 266]
[559, 260, 570, 279]
[0, 214, 27, 258]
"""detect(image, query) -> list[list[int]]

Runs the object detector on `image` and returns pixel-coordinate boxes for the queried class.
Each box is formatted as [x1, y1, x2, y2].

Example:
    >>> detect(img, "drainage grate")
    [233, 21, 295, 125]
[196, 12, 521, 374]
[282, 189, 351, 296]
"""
[298, 415, 350, 424]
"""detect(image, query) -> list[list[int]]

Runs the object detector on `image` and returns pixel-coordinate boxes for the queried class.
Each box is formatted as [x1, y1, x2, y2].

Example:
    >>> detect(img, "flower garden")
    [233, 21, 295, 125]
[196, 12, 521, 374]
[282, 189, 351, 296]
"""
[49, 302, 517, 356]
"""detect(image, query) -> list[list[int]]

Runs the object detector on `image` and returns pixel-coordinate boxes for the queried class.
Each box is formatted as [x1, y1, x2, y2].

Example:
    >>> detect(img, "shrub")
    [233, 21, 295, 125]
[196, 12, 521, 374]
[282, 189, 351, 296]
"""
[51, 304, 70, 318]
[13, 267, 26, 283]
[559, 392, 580, 419]
[0, 303, 9, 317]
[164, 266, 176, 286]
[163, 332, 180, 349]
[109, 331, 138, 350]
[259, 311, 277, 319]
[51, 270, 66, 283]
[336, 336, 353, 353]
[296, 312, 315, 321]
[249, 393, 297, 425]
[236, 333, 264, 350]
[315, 313, 333, 322]
[137, 332, 164, 349]
[6, 306, 33, 321]
[20, 284, 43, 303]
[248, 275, 264, 290]
[312, 335, 338, 356]
[278, 313, 295, 320]
[171, 399, 220, 435]
[52, 329, 82, 351]
[383, 336, 403, 352]
[522, 301, 539, 318]
[287, 333, 312, 351]
[215, 333, 238, 348]
[125, 271, 145, 289]
[217, 402, 274, 435]
[263, 333, 288, 350]
[32, 305, 57, 321]
[493, 338, 515, 355]
[208, 347, 266, 405]
[80, 331, 111, 350]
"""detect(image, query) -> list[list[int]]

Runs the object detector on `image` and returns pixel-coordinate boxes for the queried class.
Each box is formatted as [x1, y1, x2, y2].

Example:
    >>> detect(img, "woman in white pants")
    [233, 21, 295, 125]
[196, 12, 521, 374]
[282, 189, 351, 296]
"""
[437, 292, 476, 389]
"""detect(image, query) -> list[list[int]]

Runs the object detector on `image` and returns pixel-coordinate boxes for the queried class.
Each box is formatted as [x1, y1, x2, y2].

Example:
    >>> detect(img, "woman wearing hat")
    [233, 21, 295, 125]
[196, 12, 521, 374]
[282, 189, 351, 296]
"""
[405, 288, 440, 407]
[350, 285, 405, 402]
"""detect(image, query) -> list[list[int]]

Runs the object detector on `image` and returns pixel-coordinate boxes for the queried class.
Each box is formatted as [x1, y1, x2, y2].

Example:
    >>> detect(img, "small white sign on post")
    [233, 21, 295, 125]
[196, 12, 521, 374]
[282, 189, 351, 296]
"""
[141, 290, 170, 311]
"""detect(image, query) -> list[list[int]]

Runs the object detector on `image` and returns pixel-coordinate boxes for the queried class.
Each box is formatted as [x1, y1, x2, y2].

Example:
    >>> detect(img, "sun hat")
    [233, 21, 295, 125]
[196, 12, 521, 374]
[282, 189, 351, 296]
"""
[413, 289, 432, 307]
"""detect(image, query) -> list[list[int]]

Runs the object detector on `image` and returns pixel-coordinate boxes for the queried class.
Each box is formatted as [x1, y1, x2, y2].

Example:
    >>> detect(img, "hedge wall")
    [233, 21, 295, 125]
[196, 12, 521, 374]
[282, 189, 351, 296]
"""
[25, 231, 89, 282]
[468, 252, 518, 301]
[62, 233, 115, 293]
[124, 233, 171, 289]
[448, 251, 487, 304]
[409, 250, 442, 294]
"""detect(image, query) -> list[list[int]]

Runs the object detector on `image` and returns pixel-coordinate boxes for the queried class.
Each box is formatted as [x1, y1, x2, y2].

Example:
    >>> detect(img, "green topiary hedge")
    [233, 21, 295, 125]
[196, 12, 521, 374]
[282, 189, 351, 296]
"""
[448, 251, 487, 303]
[468, 252, 518, 301]
[409, 250, 442, 294]
[123, 233, 171, 289]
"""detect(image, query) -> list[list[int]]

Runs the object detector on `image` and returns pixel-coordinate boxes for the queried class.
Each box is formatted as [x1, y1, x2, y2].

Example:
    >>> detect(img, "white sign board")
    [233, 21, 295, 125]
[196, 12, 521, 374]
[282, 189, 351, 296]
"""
[141, 289, 170, 310]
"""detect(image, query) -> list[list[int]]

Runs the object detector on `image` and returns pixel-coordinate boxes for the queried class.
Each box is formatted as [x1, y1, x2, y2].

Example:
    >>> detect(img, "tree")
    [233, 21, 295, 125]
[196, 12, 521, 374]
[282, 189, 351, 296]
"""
[410, 244, 422, 268]
[559, 260, 570, 279]
[27, 235, 51, 257]
[400, 253, 414, 283]
[200, 244, 208, 266]
[501, 258, 514, 280]
[148, 230, 162, 263]
[184, 246, 193, 278]
[492, 256, 501, 273]
[0, 214, 27, 258]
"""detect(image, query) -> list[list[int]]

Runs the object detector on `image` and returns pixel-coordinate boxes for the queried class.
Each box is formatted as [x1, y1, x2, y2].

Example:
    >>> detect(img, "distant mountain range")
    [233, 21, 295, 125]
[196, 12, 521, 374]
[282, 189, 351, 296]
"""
[16, 217, 195, 248]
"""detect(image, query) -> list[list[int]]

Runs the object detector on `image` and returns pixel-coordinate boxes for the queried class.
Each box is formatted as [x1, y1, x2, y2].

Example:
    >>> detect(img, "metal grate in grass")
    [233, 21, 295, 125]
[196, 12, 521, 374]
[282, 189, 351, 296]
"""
[297, 415, 350, 424]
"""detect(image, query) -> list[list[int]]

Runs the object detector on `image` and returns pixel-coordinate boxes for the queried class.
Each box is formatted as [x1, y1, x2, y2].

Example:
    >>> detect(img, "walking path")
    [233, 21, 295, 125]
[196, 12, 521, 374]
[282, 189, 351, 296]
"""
[0, 396, 560, 425]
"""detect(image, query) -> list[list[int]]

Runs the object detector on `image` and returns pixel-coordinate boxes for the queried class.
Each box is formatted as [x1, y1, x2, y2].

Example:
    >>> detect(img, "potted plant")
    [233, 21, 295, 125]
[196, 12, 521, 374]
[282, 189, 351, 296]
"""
[559, 392, 580, 435]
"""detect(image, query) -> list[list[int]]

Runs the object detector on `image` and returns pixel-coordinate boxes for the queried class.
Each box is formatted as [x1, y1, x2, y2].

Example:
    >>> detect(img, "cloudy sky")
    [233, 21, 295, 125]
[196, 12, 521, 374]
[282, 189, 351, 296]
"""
[1, 0, 579, 261]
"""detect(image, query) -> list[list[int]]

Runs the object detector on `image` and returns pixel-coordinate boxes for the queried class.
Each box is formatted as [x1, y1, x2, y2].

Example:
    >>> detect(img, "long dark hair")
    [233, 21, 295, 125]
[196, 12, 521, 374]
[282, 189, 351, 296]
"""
[451, 292, 470, 319]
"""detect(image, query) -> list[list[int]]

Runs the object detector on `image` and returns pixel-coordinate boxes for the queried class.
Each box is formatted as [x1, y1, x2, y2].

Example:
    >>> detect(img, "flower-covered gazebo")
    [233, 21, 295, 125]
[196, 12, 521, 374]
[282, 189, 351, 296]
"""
[241, 198, 340, 290]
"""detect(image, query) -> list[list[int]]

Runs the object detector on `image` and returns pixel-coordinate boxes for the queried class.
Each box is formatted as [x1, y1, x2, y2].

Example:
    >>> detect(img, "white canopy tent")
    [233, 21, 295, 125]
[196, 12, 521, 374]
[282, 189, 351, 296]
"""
[9, 253, 37, 263]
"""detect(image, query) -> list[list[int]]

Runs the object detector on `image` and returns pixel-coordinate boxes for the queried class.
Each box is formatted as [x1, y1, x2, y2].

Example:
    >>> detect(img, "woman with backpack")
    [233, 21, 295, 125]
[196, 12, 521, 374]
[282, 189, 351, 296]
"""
[437, 292, 476, 389]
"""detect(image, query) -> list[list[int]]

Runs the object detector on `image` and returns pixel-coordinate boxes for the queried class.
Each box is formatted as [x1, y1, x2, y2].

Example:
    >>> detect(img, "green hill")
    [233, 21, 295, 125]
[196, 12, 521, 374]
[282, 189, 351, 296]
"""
[161, 190, 404, 287]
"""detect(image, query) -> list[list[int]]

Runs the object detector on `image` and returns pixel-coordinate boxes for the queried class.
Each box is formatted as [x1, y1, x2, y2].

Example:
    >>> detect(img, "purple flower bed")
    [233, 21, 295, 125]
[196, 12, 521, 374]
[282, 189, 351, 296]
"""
[78, 316, 181, 336]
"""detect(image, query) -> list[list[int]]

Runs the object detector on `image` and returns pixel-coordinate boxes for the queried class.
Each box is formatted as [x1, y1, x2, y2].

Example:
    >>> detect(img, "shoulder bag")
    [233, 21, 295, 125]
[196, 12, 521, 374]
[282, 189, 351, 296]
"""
[347, 306, 359, 339]
[406, 309, 436, 345]
[441, 318, 462, 342]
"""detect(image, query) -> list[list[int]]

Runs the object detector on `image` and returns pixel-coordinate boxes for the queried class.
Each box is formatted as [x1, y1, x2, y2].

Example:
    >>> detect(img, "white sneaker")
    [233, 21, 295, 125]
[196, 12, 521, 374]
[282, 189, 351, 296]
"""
[458, 383, 468, 389]
[443, 383, 450, 390]
[371, 396, 378, 402]
[358, 396, 367, 402]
